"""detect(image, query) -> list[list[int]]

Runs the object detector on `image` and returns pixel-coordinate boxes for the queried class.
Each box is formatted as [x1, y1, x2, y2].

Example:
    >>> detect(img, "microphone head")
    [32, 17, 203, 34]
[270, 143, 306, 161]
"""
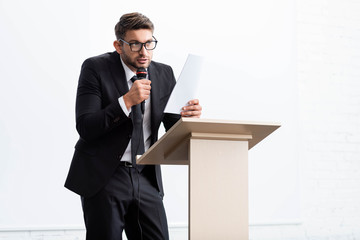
[136, 67, 147, 79]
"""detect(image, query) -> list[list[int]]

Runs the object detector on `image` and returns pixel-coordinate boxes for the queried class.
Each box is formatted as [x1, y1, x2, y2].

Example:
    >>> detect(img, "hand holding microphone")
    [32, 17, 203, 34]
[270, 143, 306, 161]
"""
[123, 68, 151, 112]
[136, 68, 147, 114]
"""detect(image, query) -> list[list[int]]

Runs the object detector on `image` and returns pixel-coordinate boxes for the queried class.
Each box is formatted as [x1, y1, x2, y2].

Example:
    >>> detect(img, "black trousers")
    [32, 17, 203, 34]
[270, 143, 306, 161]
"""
[81, 165, 169, 240]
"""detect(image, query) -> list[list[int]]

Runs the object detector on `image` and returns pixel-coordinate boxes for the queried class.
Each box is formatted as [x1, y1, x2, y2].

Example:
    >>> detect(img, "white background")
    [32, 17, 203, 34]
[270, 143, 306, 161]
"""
[0, 0, 298, 228]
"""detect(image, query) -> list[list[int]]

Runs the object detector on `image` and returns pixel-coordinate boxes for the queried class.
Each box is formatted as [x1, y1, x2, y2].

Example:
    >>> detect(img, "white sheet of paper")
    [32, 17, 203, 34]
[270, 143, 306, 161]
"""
[164, 54, 204, 114]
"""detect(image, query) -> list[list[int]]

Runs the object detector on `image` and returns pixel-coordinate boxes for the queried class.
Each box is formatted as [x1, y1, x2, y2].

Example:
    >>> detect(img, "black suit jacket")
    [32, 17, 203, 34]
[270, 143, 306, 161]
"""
[65, 51, 180, 198]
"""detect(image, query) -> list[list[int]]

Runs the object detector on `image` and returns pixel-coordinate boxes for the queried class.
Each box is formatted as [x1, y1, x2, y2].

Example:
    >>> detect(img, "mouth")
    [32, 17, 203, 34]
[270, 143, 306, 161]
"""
[137, 58, 148, 65]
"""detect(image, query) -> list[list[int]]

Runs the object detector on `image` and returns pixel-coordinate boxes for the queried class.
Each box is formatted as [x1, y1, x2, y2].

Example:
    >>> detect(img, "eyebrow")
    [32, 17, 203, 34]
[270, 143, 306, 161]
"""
[128, 38, 154, 43]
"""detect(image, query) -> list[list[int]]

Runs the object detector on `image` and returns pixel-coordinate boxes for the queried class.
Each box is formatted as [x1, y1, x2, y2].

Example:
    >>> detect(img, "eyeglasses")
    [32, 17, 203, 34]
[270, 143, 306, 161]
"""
[118, 36, 158, 52]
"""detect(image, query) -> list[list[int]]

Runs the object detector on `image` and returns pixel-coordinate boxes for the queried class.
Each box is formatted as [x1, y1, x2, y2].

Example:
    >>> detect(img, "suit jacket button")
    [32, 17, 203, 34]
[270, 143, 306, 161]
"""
[113, 117, 120, 123]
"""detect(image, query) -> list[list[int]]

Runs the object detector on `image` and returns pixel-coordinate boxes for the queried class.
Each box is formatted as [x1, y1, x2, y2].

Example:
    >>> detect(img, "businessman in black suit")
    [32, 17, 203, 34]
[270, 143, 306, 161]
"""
[64, 12, 201, 240]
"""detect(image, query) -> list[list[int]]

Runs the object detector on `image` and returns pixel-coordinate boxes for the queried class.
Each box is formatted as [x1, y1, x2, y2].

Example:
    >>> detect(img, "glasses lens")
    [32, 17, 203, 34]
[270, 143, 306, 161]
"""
[130, 43, 142, 52]
[145, 41, 157, 50]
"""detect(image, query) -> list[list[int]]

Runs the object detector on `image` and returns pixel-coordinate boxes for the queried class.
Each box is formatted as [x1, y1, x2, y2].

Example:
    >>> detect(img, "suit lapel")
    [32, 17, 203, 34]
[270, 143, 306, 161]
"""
[109, 52, 129, 96]
[148, 63, 161, 143]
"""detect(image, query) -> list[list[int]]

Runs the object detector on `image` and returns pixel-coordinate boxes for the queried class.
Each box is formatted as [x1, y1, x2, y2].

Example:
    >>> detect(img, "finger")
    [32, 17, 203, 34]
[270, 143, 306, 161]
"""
[143, 90, 151, 97]
[133, 79, 150, 87]
[140, 80, 151, 91]
[143, 85, 152, 90]
[181, 111, 201, 118]
[140, 79, 151, 85]
[182, 105, 202, 111]
[188, 99, 199, 105]
[181, 110, 201, 116]
[140, 89, 151, 100]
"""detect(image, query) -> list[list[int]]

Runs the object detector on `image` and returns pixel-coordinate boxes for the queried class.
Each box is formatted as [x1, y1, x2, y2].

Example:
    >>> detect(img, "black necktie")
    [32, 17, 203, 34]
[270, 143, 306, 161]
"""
[130, 76, 145, 171]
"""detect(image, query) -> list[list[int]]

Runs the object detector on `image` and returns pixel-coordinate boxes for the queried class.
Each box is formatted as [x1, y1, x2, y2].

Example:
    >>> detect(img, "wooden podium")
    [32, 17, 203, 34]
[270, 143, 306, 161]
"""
[137, 118, 280, 240]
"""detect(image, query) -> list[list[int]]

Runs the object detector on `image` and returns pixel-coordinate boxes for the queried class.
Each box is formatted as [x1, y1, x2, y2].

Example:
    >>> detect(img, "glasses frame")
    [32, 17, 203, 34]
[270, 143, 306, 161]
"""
[118, 36, 158, 52]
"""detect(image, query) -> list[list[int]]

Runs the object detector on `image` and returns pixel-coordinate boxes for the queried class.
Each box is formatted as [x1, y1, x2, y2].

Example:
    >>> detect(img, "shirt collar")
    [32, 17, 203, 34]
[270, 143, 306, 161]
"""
[120, 56, 137, 82]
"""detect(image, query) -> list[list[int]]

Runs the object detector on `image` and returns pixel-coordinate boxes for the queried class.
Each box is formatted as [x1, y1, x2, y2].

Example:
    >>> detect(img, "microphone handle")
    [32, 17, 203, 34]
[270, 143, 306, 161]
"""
[139, 77, 145, 114]
[141, 101, 145, 115]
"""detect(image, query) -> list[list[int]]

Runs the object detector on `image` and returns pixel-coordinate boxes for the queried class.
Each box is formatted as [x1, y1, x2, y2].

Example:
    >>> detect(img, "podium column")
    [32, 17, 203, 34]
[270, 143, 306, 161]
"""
[188, 132, 250, 240]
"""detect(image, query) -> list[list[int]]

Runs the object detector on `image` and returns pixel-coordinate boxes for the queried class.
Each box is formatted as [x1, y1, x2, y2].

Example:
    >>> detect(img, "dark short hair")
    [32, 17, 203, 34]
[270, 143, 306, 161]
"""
[115, 12, 154, 40]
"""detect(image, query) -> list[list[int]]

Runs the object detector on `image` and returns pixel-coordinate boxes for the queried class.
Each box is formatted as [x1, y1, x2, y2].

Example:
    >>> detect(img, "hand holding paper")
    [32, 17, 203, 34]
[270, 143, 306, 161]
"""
[180, 99, 202, 118]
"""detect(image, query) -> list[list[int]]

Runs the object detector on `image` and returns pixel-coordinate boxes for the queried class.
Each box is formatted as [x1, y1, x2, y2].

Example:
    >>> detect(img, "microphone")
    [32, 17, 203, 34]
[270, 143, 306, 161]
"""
[136, 68, 147, 114]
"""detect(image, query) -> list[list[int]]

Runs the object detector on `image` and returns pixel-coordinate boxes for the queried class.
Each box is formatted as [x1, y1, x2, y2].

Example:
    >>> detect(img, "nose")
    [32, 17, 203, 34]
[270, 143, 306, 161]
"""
[139, 44, 147, 55]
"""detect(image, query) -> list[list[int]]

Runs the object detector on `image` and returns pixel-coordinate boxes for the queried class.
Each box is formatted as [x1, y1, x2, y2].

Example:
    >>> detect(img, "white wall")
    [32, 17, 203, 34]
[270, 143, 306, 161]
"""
[0, 0, 311, 239]
[250, 1, 360, 239]
[298, 0, 360, 238]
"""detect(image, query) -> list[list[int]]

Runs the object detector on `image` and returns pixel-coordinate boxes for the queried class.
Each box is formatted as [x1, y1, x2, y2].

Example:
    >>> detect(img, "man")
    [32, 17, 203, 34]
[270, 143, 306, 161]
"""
[64, 12, 202, 240]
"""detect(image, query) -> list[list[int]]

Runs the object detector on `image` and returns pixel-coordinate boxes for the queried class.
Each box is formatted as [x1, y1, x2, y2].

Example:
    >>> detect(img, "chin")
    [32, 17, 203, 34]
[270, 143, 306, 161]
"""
[138, 62, 151, 68]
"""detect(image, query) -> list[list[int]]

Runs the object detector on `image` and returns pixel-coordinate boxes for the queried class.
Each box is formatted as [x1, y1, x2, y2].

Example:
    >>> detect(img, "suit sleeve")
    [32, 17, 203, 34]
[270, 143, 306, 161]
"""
[163, 113, 181, 131]
[75, 58, 128, 142]
[161, 66, 181, 131]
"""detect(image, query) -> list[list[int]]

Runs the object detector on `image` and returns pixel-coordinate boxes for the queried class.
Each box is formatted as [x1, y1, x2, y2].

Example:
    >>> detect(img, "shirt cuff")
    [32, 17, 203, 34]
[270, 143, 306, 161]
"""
[118, 96, 131, 117]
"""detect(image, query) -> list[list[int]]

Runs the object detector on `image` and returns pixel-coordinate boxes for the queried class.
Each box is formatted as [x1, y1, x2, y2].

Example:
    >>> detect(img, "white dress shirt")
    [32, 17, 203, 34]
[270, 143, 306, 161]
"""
[118, 57, 152, 162]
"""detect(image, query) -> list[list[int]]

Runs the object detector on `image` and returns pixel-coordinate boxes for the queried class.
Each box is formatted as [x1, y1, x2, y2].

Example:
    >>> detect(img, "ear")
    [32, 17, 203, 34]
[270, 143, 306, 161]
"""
[113, 40, 123, 54]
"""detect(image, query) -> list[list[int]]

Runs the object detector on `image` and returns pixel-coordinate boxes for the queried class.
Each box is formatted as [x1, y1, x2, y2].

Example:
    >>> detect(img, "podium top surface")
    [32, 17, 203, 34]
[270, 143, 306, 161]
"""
[137, 118, 280, 165]
[176, 118, 279, 145]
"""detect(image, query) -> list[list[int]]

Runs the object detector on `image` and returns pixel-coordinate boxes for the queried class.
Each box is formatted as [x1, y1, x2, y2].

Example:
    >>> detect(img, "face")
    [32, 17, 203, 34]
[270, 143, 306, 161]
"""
[113, 29, 154, 73]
